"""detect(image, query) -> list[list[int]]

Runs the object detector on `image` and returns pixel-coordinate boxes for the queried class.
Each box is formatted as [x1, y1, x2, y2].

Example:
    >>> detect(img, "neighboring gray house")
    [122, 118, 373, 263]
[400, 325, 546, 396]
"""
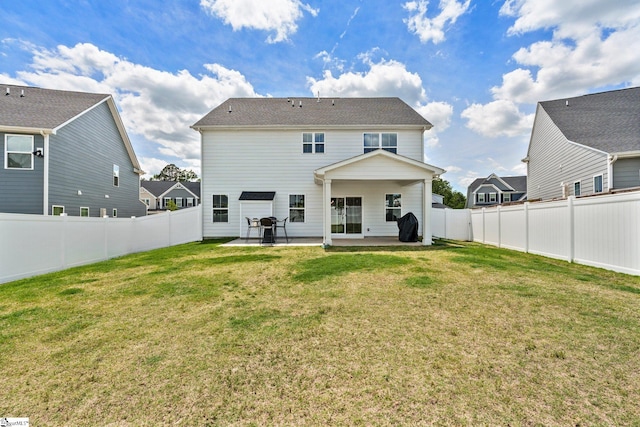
[465, 174, 527, 208]
[0, 84, 146, 217]
[193, 97, 445, 246]
[524, 86, 640, 200]
[140, 180, 201, 211]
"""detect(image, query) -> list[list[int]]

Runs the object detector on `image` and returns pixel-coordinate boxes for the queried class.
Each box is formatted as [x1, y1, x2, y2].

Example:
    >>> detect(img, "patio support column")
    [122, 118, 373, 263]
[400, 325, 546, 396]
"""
[423, 177, 432, 246]
[323, 179, 332, 246]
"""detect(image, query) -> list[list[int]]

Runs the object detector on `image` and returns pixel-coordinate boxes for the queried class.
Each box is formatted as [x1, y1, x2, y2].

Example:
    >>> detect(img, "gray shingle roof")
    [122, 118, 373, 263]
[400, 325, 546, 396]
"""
[140, 181, 201, 197]
[540, 86, 640, 153]
[467, 175, 527, 193]
[192, 97, 433, 128]
[0, 84, 110, 130]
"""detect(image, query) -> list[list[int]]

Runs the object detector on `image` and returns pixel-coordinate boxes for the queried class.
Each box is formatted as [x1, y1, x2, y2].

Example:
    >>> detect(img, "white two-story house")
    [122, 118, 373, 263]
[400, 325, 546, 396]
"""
[192, 97, 445, 246]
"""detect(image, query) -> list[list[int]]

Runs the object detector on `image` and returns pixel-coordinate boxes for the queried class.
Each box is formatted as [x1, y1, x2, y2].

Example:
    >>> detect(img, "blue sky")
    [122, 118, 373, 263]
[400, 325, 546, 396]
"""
[2, 0, 639, 192]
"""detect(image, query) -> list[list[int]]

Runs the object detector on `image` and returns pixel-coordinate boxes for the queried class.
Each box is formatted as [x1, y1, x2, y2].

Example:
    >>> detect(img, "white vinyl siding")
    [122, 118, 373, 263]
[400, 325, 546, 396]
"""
[527, 105, 608, 200]
[200, 128, 425, 238]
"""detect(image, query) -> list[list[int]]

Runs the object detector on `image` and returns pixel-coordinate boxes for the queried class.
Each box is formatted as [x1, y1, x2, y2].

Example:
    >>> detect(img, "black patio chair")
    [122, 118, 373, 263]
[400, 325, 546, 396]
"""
[274, 217, 289, 243]
[260, 217, 275, 244]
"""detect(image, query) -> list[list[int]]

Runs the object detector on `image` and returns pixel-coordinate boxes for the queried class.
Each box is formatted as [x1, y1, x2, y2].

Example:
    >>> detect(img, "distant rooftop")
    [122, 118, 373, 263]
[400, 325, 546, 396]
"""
[192, 97, 433, 129]
[539, 86, 640, 153]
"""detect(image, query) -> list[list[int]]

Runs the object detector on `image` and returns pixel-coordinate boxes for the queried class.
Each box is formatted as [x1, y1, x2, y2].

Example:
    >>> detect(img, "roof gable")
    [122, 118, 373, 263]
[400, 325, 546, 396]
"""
[141, 181, 200, 198]
[192, 97, 433, 129]
[539, 86, 640, 153]
[0, 84, 142, 173]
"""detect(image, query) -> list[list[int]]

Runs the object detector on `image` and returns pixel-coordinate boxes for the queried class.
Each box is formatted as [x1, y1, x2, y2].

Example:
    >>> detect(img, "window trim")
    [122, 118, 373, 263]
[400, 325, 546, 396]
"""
[302, 132, 325, 154]
[113, 164, 120, 187]
[593, 174, 603, 193]
[503, 193, 511, 203]
[385, 193, 402, 222]
[489, 192, 497, 203]
[142, 198, 150, 207]
[80, 207, 90, 217]
[112, 208, 118, 218]
[52, 205, 65, 216]
[477, 193, 485, 203]
[212, 194, 229, 223]
[574, 180, 581, 197]
[363, 132, 397, 154]
[176, 197, 183, 207]
[164, 197, 172, 208]
[187, 197, 194, 207]
[289, 194, 306, 223]
[5, 134, 34, 170]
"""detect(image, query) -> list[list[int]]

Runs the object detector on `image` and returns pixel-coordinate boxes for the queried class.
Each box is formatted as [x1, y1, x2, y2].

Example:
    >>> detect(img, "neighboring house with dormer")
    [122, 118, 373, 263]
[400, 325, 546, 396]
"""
[140, 180, 200, 211]
[524, 87, 640, 200]
[465, 174, 527, 208]
[192, 97, 445, 246]
[0, 84, 146, 217]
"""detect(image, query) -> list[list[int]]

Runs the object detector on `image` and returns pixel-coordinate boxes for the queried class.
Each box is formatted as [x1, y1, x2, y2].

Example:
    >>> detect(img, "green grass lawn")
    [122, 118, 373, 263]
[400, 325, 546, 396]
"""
[1, 240, 639, 426]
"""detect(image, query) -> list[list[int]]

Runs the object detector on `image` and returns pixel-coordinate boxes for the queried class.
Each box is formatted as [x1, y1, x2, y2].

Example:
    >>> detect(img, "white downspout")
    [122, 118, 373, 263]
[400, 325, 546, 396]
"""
[608, 155, 618, 191]
[42, 132, 50, 215]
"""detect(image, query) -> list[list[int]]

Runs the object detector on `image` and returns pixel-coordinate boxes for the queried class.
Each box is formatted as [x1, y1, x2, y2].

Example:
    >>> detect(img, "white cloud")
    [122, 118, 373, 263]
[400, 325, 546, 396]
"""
[463, 0, 640, 137]
[307, 57, 454, 148]
[460, 99, 533, 137]
[10, 42, 258, 164]
[200, 0, 318, 43]
[403, 0, 471, 44]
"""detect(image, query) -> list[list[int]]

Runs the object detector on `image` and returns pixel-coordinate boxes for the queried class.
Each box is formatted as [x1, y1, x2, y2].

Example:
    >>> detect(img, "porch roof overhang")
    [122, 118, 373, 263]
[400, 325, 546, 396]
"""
[313, 149, 445, 185]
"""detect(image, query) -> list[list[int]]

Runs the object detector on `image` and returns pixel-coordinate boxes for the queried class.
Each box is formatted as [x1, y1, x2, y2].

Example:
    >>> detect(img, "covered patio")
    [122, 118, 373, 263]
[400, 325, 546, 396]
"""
[222, 236, 424, 247]
[313, 150, 445, 246]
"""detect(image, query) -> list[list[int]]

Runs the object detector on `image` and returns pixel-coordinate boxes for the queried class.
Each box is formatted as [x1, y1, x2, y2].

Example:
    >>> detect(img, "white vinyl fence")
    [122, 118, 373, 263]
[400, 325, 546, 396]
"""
[1, 207, 202, 284]
[431, 208, 473, 241]
[471, 191, 640, 276]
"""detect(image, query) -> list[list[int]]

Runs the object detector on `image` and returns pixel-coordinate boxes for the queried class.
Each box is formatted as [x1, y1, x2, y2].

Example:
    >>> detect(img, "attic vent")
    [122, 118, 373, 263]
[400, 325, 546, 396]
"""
[299, 100, 302, 108]
[228, 104, 232, 113]
[566, 100, 569, 106]
[332, 99, 335, 106]
[5, 87, 9, 96]
[20, 89, 24, 97]
[291, 99, 295, 107]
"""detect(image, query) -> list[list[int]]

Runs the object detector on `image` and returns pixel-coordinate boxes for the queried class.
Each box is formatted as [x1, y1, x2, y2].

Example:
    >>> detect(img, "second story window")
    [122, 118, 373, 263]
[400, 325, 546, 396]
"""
[364, 133, 397, 154]
[113, 164, 120, 187]
[5, 134, 34, 170]
[303, 133, 324, 153]
[594, 175, 603, 193]
[574, 181, 581, 196]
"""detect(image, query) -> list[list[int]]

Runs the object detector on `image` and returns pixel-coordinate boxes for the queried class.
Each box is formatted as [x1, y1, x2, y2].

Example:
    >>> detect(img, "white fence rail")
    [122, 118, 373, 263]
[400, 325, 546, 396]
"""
[471, 192, 640, 276]
[1, 207, 202, 284]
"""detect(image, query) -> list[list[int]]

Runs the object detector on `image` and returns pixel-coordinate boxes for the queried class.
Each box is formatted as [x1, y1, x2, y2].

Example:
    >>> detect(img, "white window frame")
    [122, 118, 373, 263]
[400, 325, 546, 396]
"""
[302, 132, 325, 154]
[363, 132, 397, 154]
[503, 193, 511, 203]
[176, 197, 183, 207]
[80, 207, 90, 217]
[113, 164, 119, 187]
[385, 193, 402, 222]
[477, 193, 485, 203]
[212, 194, 229, 223]
[489, 193, 497, 203]
[574, 181, 581, 197]
[289, 194, 306, 223]
[142, 198, 150, 207]
[112, 208, 117, 217]
[52, 205, 65, 216]
[5, 134, 34, 170]
[593, 174, 603, 193]
[164, 197, 172, 208]
[186, 197, 194, 207]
